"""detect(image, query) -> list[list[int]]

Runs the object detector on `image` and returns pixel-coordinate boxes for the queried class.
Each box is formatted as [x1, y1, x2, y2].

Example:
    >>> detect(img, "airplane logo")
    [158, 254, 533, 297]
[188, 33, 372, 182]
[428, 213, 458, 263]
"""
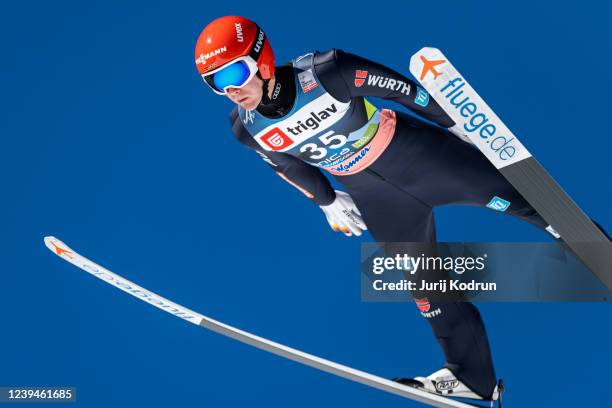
[50, 241, 74, 259]
[418, 55, 446, 80]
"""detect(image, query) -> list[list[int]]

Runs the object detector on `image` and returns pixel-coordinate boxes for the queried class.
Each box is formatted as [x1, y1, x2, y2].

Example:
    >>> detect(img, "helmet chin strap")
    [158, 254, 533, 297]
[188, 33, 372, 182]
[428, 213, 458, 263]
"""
[259, 72, 272, 105]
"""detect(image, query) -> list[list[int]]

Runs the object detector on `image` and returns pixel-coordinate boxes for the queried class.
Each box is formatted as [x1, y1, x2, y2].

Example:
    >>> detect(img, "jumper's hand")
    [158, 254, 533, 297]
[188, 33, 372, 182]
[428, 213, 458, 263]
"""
[319, 190, 367, 237]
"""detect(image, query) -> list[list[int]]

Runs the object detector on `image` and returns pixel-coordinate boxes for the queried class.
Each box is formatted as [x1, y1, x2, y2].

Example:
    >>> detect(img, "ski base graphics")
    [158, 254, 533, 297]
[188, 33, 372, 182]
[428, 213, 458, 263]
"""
[45, 236, 492, 408]
[409, 47, 612, 290]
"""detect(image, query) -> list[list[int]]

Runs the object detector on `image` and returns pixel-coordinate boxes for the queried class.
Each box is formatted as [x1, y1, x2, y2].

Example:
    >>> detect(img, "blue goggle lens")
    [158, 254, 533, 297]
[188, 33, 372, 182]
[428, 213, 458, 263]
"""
[211, 60, 252, 92]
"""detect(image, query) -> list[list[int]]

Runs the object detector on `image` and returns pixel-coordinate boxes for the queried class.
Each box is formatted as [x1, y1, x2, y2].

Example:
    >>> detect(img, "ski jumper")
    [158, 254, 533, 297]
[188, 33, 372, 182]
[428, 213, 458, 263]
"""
[229, 49, 550, 398]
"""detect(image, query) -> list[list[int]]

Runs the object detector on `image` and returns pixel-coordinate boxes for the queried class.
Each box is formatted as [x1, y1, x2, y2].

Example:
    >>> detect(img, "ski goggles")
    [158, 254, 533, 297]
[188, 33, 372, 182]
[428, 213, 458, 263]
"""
[201, 56, 259, 95]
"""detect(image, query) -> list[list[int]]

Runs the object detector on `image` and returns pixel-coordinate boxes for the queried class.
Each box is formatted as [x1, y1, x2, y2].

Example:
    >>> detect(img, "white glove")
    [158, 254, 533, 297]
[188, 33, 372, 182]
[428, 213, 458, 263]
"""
[319, 190, 367, 237]
[448, 124, 475, 145]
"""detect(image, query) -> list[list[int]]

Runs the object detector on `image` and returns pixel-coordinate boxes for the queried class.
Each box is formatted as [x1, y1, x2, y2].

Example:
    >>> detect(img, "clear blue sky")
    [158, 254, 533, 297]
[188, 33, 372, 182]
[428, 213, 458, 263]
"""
[2, 1, 610, 407]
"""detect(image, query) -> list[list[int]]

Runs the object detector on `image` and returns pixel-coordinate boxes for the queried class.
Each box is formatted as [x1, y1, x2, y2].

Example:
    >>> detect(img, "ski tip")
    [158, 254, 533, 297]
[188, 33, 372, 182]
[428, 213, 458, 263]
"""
[410, 47, 441, 62]
[44, 236, 56, 248]
[43, 236, 72, 258]
[416, 46, 440, 54]
[44, 236, 59, 248]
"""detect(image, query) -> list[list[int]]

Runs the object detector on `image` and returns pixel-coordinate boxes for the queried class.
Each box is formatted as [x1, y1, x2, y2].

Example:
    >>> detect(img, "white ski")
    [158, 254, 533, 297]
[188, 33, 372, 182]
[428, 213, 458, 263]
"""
[44, 236, 483, 408]
[409, 48, 612, 290]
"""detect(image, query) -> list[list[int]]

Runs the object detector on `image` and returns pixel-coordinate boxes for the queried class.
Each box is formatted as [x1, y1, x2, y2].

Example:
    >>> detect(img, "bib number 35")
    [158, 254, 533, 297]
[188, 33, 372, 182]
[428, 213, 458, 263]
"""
[299, 131, 347, 160]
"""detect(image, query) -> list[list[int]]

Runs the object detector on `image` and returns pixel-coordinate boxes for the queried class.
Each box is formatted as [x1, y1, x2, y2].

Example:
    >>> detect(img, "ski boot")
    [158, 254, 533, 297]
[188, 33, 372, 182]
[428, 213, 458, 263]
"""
[394, 368, 504, 407]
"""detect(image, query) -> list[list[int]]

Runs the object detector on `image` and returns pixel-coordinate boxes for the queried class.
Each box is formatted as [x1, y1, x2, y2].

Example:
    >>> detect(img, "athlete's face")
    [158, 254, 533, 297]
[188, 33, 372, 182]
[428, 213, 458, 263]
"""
[225, 75, 264, 110]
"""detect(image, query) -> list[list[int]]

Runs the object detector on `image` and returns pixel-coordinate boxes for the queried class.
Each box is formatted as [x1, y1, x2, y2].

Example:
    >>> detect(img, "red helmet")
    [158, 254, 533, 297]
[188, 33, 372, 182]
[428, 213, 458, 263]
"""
[195, 16, 275, 93]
